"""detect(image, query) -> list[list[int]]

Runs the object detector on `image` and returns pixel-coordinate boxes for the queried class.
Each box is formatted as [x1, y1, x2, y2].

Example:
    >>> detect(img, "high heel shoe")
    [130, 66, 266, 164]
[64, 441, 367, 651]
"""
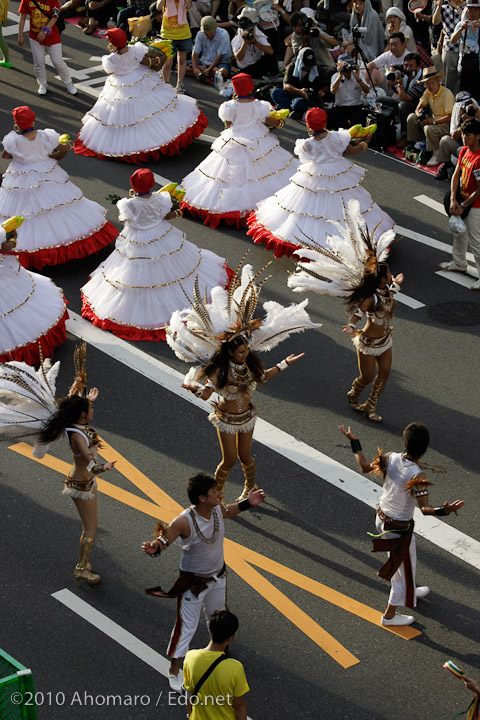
[74, 535, 100, 586]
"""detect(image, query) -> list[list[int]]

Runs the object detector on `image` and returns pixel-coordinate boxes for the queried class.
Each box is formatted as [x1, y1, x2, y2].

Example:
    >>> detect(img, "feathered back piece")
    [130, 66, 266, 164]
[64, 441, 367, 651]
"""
[167, 254, 321, 364]
[68, 342, 87, 397]
[288, 199, 395, 297]
[0, 360, 60, 440]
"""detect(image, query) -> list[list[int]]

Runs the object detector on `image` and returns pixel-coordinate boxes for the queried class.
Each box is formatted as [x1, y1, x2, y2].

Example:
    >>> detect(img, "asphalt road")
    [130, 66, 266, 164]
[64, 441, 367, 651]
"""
[1, 11, 480, 720]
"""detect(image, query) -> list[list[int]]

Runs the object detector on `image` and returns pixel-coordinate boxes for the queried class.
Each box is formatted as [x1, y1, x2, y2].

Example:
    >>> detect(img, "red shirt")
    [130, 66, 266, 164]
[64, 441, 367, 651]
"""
[458, 146, 480, 209]
[19, 0, 61, 45]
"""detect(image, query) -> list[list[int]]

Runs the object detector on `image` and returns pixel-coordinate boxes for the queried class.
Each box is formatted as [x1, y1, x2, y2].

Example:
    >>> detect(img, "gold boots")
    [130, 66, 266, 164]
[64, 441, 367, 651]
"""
[74, 535, 100, 586]
[360, 378, 386, 422]
[214, 466, 231, 503]
[236, 461, 257, 502]
[347, 377, 367, 411]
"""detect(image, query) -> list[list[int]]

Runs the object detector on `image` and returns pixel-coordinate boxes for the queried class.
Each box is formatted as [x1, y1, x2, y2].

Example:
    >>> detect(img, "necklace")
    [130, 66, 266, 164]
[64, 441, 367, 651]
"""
[72, 423, 100, 446]
[189, 508, 219, 545]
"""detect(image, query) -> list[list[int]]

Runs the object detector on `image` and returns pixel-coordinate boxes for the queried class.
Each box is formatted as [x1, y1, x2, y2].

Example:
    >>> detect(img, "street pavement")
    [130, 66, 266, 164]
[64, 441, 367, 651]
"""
[1, 10, 480, 720]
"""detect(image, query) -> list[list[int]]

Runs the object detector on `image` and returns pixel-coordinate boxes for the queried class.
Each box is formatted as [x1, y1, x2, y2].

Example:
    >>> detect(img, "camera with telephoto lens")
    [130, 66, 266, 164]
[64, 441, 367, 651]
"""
[301, 15, 320, 37]
[352, 25, 368, 38]
[417, 104, 433, 121]
[386, 65, 404, 82]
[341, 61, 357, 73]
[244, 29, 254, 39]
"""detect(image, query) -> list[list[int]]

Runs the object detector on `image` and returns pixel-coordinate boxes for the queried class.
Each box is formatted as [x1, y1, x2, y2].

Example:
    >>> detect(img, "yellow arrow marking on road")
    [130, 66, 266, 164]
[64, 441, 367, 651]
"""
[9, 440, 421, 669]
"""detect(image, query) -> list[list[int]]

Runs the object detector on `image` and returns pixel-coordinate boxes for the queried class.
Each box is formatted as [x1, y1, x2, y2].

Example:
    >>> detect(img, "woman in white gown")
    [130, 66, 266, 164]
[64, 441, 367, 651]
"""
[74, 28, 208, 164]
[247, 108, 395, 258]
[0, 227, 67, 364]
[180, 73, 297, 229]
[81, 169, 230, 341]
[0, 106, 118, 270]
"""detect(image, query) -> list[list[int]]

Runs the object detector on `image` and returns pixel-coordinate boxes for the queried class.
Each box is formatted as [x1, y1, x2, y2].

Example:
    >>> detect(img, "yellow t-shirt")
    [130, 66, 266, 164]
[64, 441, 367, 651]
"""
[419, 85, 454, 121]
[183, 650, 249, 720]
[161, 0, 191, 40]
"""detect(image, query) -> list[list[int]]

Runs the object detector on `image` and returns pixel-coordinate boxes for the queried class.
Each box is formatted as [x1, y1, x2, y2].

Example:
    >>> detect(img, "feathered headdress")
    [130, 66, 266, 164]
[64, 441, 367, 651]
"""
[68, 342, 87, 397]
[166, 255, 321, 365]
[288, 200, 395, 297]
[0, 359, 60, 456]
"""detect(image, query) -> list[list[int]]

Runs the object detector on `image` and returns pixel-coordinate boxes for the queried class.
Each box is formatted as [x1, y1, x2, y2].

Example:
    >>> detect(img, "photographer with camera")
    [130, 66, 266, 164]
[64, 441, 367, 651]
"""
[449, 0, 480, 98]
[329, 53, 370, 129]
[345, 0, 385, 62]
[375, 53, 423, 147]
[367, 32, 409, 93]
[406, 66, 454, 165]
[231, 7, 278, 78]
[290, 8, 337, 72]
[271, 46, 330, 119]
[435, 91, 479, 178]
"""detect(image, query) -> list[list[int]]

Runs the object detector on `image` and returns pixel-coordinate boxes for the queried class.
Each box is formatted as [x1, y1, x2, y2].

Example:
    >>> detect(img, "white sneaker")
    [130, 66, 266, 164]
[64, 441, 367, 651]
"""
[381, 613, 415, 626]
[471, 280, 480, 290]
[438, 261, 468, 272]
[66, 83, 78, 95]
[176, 83, 185, 94]
[426, 153, 440, 167]
[38, 85, 47, 95]
[168, 673, 183, 693]
[416, 586, 430, 599]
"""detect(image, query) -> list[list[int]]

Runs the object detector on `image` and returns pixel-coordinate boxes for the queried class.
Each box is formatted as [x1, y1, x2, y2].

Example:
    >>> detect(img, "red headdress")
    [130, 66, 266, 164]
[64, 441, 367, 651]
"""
[305, 107, 327, 132]
[12, 106, 36, 130]
[106, 28, 128, 48]
[232, 73, 254, 97]
[130, 168, 155, 194]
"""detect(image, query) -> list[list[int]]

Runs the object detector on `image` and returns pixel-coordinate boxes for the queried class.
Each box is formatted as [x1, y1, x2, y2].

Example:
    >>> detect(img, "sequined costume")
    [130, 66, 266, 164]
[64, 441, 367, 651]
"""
[207, 361, 260, 434]
[351, 286, 396, 357]
[180, 98, 297, 228]
[81, 190, 229, 341]
[247, 129, 394, 258]
[74, 42, 208, 163]
[0, 128, 118, 270]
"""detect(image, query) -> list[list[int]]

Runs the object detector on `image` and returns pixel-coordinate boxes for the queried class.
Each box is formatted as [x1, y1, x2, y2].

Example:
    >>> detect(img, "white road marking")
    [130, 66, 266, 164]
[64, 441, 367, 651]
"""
[66, 311, 480, 571]
[394, 292, 425, 309]
[198, 133, 216, 144]
[436, 270, 478, 287]
[397, 225, 477, 267]
[52, 589, 254, 719]
[414, 194, 447, 216]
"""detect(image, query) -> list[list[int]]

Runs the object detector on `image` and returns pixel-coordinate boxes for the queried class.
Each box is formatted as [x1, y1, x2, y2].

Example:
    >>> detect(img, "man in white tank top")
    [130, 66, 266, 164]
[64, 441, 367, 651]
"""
[339, 422, 464, 626]
[142, 472, 265, 692]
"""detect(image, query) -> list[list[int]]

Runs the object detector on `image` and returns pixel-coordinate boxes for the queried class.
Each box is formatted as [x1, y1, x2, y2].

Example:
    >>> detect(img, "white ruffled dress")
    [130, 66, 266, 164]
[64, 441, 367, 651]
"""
[81, 192, 229, 340]
[0, 250, 67, 364]
[180, 99, 297, 228]
[0, 129, 118, 270]
[74, 43, 207, 163]
[247, 129, 395, 257]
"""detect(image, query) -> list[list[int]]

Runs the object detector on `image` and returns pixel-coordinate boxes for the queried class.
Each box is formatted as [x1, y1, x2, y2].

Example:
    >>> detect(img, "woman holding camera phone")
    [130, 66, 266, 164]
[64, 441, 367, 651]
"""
[344, 0, 385, 62]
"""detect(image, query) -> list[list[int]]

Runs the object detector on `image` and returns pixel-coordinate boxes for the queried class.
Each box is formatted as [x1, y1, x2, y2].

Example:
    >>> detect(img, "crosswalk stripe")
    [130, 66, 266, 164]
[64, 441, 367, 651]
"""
[414, 194, 447, 216]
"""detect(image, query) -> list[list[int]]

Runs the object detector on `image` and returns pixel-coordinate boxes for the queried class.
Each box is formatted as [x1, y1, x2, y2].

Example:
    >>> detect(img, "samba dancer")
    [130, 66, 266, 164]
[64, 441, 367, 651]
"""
[288, 200, 399, 422]
[142, 472, 265, 692]
[339, 422, 464, 625]
[167, 260, 320, 501]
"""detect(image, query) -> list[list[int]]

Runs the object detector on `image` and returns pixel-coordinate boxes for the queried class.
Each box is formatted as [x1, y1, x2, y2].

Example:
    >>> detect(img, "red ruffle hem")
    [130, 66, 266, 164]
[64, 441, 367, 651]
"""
[180, 202, 251, 229]
[246, 213, 300, 259]
[81, 297, 167, 341]
[81, 263, 233, 341]
[74, 111, 209, 163]
[0, 306, 69, 364]
[16, 222, 119, 270]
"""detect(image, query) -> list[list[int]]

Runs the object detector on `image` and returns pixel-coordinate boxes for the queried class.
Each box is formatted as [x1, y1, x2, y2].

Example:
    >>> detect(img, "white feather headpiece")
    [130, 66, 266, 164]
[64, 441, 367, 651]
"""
[167, 256, 321, 365]
[288, 199, 394, 296]
[0, 360, 59, 440]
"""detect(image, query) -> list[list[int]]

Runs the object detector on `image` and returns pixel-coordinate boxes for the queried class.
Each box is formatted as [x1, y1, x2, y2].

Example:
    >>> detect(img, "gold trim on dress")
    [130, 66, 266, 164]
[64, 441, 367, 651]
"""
[0, 297, 67, 356]
[100, 250, 202, 289]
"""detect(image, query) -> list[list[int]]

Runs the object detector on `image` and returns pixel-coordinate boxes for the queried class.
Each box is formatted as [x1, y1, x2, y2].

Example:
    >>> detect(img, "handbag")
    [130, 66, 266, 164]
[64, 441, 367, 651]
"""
[443, 187, 472, 220]
[31, 0, 66, 34]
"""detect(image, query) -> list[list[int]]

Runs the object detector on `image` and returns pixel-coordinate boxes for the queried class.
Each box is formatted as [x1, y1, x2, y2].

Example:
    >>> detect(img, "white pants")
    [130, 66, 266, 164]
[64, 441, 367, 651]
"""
[30, 38, 71, 88]
[167, 575, 227, 659]
[375, 515, 417, 608]
[452, 207, 480, 275]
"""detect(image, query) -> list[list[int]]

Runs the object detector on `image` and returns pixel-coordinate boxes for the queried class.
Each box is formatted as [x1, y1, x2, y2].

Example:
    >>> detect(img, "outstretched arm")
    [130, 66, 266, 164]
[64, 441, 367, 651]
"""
[263, 353, 305, 381]
[416, 493, 464, 517]
[221, 488, 266, 518]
